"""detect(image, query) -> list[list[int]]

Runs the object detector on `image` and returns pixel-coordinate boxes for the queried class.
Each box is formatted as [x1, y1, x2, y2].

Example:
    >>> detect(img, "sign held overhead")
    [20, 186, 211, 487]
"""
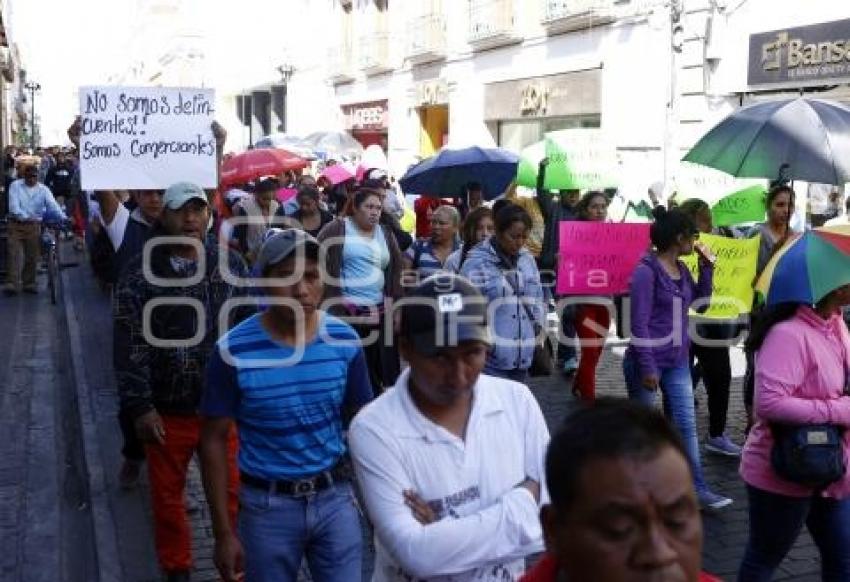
[79, 86, 217, 190]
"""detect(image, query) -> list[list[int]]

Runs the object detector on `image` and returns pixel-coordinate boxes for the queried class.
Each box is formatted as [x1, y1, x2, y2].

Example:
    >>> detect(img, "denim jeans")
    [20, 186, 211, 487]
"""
[624, 355, 708, 492]
[238, 481, 363, 582]
[558, 302, 577, 364]
[738, 485, 850, 581]
[483, 364, 529, 384]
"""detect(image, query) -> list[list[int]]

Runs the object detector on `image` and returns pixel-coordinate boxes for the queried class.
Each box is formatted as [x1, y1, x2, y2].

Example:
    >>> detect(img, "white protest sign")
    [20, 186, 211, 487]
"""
[79, 86, 217, 190]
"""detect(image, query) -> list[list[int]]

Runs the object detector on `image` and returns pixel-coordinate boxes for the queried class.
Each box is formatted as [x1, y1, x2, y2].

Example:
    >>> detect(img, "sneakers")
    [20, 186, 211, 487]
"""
[562, 357, 578, 375]
[705, 434, 742, 457]
[118, 459, 143, 490]
[698, 489, 733, 511]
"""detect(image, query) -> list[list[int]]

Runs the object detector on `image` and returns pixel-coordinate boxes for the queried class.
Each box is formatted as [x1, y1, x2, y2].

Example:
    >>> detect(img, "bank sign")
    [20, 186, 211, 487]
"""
[748, 19, 850, 87]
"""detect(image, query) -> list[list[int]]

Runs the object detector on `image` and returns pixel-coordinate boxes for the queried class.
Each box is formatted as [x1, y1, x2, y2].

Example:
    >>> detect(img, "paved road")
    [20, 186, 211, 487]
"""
[52, 263, 824, 581]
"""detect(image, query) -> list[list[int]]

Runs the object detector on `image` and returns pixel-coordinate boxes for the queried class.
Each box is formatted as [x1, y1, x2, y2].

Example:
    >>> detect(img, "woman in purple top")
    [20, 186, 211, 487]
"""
[623, 206, 732, 511]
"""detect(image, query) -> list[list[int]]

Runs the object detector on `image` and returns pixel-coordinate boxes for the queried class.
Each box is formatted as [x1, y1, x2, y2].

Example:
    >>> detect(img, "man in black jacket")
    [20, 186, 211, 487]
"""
[114, 182, 253, 582]
[535, 158, 580, 374]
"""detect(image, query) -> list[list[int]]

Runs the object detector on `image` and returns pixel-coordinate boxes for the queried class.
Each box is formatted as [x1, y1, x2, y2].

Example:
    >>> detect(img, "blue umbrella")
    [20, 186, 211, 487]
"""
[399, 146, 519, 200]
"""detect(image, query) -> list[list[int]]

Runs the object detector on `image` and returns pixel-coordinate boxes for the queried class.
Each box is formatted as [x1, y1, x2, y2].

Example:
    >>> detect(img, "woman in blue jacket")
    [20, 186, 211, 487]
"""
[624, 206, 732, 510]
[461, 204, 545, 382]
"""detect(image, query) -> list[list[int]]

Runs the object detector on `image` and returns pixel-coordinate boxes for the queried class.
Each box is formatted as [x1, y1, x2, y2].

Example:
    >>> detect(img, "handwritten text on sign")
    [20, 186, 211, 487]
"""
[683, 234, 760, 319]
[79, 86, 216, 190]
[556, 222, 651, 295]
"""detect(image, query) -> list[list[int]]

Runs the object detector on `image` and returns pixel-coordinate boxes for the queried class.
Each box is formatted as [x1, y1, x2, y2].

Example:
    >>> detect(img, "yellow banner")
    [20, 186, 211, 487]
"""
[683, 233, 760, 319]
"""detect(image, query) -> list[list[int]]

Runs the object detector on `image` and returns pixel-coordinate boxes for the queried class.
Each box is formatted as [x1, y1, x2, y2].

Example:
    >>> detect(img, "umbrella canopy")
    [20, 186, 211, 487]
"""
[220, 148, 308, 187]
[755, 229, 850, 305]
[253, 133, 316, 159]
[398, 146, 519, 199]
[320, 164, 356, 186]
[303, 131, 364, 160]
[710, 185, 767, 227]
[516, 129, 619, 191]
[683, 98, 850, 185]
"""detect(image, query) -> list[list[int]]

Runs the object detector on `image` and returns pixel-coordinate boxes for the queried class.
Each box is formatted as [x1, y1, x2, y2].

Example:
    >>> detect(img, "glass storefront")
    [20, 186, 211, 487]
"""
[497, 115, 600, 152]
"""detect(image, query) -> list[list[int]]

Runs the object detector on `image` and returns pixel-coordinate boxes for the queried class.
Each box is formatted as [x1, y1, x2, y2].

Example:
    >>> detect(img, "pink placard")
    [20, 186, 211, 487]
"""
[556, 222, 651, 295]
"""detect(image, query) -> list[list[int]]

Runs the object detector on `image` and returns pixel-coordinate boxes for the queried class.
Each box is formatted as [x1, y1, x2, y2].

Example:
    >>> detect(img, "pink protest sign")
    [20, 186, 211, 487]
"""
[556, 222, 651, 295]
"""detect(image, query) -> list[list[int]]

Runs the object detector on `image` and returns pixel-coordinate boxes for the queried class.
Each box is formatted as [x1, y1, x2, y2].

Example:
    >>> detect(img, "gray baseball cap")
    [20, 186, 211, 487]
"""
[401, 273, 492, 356]
[163, 182, 208, 210]
[255, 228, 320, 274]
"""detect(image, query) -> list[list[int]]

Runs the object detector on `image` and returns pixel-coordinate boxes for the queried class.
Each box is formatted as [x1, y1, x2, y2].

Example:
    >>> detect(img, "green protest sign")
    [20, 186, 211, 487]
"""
[711, 185, 766, 227]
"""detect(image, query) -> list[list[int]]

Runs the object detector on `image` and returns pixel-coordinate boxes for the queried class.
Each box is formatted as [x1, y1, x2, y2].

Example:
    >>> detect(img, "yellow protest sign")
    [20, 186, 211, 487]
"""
[683, 233, 760, 319]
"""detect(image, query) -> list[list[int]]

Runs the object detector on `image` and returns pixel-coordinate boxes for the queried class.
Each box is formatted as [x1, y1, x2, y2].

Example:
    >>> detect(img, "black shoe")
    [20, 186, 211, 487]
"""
[164, 571, 190, 582]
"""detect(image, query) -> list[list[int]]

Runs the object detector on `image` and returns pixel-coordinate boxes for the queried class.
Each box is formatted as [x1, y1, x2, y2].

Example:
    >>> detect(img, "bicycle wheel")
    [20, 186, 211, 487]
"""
[47, 246, 57, 305]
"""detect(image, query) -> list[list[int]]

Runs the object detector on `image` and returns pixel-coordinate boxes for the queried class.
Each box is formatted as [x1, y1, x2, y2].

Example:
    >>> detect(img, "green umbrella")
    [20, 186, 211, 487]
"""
[517, 130, 618, 190]
[710, 184, 766, 227]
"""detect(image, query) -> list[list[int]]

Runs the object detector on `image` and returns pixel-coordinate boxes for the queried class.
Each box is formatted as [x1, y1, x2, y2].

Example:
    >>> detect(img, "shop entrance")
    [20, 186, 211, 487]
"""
[418, 104, 448, 157]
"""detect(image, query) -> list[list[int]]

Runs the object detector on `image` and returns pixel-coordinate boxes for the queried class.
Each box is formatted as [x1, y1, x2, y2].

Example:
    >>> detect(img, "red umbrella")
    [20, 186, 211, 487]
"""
[220, 148, 308, 187]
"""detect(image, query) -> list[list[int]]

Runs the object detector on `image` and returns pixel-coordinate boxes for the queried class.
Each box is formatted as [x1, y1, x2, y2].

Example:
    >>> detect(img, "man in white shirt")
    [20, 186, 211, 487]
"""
[5, 164, 66, 294]
[349, 273, 550, 582]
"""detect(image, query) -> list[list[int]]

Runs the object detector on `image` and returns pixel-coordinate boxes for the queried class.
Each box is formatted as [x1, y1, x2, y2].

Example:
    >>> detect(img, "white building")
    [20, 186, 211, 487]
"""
[106, 0, 850, 204]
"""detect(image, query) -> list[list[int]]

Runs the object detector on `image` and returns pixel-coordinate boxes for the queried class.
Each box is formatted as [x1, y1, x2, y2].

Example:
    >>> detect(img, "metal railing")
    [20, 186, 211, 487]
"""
[468, 0, 515, 42]
[359, 31, 392, 72]
[407, 13, 447, 59]
[541, 0, 614, 22]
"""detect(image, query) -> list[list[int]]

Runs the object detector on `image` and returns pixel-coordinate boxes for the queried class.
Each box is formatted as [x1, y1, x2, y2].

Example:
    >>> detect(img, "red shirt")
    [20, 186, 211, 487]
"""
[413, 196, 445, 239]
[519, 554, 722, 582]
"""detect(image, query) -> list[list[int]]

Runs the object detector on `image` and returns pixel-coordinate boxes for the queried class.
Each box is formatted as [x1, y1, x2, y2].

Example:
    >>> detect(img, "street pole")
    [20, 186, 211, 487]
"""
[24, 81, 40, 151]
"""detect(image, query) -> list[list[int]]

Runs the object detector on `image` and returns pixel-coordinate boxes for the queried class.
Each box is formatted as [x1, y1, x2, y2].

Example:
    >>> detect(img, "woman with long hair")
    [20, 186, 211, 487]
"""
[678, 198, 742, 457]
[461, 204, 545, 383]
[317, 188, 404, 392]
[743, 185, 798, 431]
[444, 206, 494, 273]
[624, 206, 732, 510]
[738, 286, 850, 580]
[572, 191, 611, 401]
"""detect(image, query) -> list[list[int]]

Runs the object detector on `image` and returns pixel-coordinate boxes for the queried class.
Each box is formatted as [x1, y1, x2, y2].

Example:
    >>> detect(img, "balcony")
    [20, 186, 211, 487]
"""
[540, 0, 616, 35]
[327, 44, 355, 84]
[468, 0, 520, 51]
[359, 32, 393, 76]
[407, 14, 447, 65]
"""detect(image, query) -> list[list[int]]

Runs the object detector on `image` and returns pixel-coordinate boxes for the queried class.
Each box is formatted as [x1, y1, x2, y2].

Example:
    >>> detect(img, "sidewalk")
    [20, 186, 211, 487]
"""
[63, 263, 822, 581]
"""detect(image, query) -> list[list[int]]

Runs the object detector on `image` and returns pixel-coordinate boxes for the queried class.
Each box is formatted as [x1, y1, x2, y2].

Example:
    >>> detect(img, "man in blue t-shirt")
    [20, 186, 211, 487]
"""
[200, 228, 373, 582]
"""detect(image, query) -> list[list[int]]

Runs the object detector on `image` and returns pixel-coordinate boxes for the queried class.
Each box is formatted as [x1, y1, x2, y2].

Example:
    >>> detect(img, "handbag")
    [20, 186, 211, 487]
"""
[770, 424, 845, 488]
[499, 261, 552, 377]
[770, 355, 849, 489]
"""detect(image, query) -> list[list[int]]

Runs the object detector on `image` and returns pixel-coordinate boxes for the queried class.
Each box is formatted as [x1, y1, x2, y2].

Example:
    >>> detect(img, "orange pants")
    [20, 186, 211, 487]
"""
[574, 304, 611, 402]
[145, 415, 239, 572]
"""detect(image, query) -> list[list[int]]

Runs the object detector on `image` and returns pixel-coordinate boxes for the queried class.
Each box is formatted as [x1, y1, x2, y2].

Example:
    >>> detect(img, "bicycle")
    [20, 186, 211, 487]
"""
[41, 220, 69, 305]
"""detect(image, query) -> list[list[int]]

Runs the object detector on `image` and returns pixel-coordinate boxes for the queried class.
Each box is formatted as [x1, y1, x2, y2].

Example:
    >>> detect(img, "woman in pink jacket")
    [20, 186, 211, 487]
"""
[738, 284, 850, 581]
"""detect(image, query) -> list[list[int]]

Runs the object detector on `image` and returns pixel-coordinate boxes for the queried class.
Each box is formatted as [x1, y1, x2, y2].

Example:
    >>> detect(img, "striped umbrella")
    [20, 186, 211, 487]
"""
[755, 228, 850, 305]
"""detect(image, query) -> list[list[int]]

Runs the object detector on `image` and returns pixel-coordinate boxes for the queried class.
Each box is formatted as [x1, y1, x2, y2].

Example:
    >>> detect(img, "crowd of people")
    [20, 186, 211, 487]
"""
[2, 115, 850, 582]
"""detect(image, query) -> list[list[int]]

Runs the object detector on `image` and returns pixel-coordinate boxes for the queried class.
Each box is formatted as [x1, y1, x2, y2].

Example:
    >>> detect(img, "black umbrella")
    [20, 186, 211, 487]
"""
[683, 98, 850, 185]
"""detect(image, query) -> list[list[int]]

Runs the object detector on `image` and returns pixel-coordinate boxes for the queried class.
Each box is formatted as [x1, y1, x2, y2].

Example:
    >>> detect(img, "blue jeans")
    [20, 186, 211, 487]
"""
[484, 364, 529, 384]
[557, 302, 577, 364]
[623, 356, 707, 492]
[738, 485, 850, 581]
[238, 481, 363, 582]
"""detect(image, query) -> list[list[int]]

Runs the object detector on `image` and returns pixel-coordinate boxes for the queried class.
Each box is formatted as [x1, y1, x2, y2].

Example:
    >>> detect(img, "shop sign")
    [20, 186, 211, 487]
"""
[519, 83, 550, 116]
[414, 79, 449, 107]
[484, 69, 601, 121]
[749, 19, 850, 87]
[343, 100, 388, 130]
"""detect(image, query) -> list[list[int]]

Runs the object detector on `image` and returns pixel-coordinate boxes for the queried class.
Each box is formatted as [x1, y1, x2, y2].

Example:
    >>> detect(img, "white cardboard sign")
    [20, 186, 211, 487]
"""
[79, 86, 217, 190]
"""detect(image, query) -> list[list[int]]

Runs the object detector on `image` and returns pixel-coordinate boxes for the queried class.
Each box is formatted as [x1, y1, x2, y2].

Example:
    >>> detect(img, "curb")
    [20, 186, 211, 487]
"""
[61, 267, 123, 582]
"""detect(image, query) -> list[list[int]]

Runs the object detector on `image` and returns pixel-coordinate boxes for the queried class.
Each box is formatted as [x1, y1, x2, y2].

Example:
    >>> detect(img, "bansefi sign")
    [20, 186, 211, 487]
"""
[748, 19, 850, 88]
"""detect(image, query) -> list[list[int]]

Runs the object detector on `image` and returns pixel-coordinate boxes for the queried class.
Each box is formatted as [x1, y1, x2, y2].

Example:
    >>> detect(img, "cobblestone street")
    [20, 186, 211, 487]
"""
[49, 263, 823, 581]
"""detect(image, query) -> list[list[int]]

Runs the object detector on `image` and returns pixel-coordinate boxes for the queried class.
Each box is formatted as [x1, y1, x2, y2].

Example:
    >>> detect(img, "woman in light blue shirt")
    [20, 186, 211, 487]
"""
[318, 189, 404, 392]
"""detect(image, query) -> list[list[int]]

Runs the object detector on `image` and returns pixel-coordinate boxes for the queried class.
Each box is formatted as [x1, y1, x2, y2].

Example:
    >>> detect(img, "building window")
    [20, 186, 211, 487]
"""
[496, 115, 600, 152]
